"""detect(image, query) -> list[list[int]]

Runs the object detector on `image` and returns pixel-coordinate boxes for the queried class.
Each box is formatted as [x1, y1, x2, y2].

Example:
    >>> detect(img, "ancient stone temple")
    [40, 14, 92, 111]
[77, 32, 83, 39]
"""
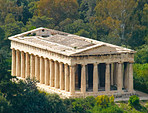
[9, 27, 135, 98]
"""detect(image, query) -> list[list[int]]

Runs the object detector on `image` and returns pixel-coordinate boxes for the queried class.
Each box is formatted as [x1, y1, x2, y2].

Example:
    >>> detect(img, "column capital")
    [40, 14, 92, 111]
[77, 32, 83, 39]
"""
[118, 62, 123, 64]
[93, 62, 98, 66]
[129, 61, 134, 64]
[81, 63, 87, 66]
[59, 62, 63, 64]
[106, 62, 111, 65]
[69, 64, 76, 67]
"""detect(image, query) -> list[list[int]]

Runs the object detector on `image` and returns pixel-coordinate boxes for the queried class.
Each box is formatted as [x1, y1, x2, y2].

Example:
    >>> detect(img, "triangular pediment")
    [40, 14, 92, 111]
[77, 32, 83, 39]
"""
[71, 45, 117, 56]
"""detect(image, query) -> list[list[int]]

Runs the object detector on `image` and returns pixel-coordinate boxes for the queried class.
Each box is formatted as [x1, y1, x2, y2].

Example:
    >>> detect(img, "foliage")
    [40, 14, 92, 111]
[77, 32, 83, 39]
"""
[90, 104, 124, 113]
[96, 95, 110, 108]
[133, 63, 148, 93]
[128, 95, 140, 108]
[71, 96, 96, 113]
[109, 95, 115, 105]
[37, 0, 79, 25]
[0, 94, 12, 113]
[135, 45, 148, 64]
[45, 94, 66, 113]
[26, 16, 55, 29]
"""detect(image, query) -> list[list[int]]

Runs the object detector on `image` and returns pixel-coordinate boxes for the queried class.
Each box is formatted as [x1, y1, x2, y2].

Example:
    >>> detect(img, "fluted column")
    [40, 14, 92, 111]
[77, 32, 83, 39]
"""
[111, 63, 114, 85]
[60, 62, 64, 90]
[124, 63, 129, 89]
[128, 63, 133, 92]
[35, 56, 40, 81]
[25, 52, 30, 78]
[45, 58, 50, 85]
[81, 64, 86, 94]
[55, 61, 59, 88]
[16, 50, 21, 77]
[117, 63, 123, 92]
[30, 54, 35, 79]
[21, 51, 25, 78]
[40, 57, 45, 84]
[65, 64, 69, 91]
[105, 63, 110, 92]
[12, 49, 16, 76]
[113, 63, 117, 85]
[70, 65, 75, 95]
[93, 63, 98, 93]
[50, 60, 54, 87]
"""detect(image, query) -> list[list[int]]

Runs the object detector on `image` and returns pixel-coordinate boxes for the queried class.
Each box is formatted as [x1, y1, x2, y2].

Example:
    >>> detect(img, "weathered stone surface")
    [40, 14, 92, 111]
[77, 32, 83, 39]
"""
[9, 27, 135, 98]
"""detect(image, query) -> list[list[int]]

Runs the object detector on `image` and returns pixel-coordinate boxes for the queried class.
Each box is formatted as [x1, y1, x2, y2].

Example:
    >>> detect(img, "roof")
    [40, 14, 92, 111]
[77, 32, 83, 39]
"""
[9, 27, 136, 56]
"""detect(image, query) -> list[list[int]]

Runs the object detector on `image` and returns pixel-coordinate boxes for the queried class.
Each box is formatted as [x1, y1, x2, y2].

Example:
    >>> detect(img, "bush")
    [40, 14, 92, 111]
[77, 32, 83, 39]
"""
[5, 78, 67, 113]
[63, 98, 75, 113]
[45, 94, 66, 113]
[90, 104, 124, 113]
[128, 95, 140, 108]
[96, 95, 110, 108]
[133, 63, 148, 93]
[71, 96, 96, 113]
[0, 94, 12, 113]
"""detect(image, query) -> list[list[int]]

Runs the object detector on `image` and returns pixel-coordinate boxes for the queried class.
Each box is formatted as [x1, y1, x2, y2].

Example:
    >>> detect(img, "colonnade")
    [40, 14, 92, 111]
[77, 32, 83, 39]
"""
[11, 49, 75, 95]
[11, 49, 133, 96]
[78, 62, 133, 94]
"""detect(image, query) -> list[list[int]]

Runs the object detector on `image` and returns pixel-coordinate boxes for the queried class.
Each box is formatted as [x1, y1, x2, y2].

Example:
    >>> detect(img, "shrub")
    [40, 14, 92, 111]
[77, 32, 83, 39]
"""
[90, 104, 124, 113]
[72, 98, 85, 113]
[95, 95, 110, 108]
[45, 94, 66, 113]
[128, 95, 140, 108]
[71, 96, 96, 113]
[109, 95, 115, 105]
[63, 98, 75, 113]
[0, 94, 12, 113]
[133, 63, 148, 93]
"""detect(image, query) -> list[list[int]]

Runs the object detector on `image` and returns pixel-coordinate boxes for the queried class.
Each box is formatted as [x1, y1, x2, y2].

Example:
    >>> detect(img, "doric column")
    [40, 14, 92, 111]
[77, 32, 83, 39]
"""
[113, 63, 117, 85]
[25, 52, 30, 78]
[45, 58, 50, 85]
[128, 63, 133, 92]
[12, 49, 16, 76]
[117, 63, 123, 92]
[40, 57, 45, 84]
[111, 63, 114, 85]
[124, 63, 129, 89]
[60, 62, 64, 90]
[30, 54, 35, 79]
[50, 60, 54, 87]
[55, 61, 59, 88]
[65, 64, 69, 91]
[16, 50, 21, 77]
[93, 63, 98, 93]
[21, 51, 25, 78]
[35, 56, 40, 81]
[81, 64, 86, 94]
[105, 63, 110, 92]
[70, 65, 75, 95]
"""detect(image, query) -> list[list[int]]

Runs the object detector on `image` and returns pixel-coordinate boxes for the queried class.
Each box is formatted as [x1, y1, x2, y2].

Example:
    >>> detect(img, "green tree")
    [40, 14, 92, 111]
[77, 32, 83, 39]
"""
[0, 0, 22, 25]
[26, 16, 55, 29]
[0, 94, 13, 113]
[37, 0, 79, 25]
[93, 0, 138, 45]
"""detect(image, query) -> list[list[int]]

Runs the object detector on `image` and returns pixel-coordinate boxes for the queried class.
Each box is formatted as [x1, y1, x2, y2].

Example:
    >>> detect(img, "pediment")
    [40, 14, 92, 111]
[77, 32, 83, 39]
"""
[72, 45, 117, 56]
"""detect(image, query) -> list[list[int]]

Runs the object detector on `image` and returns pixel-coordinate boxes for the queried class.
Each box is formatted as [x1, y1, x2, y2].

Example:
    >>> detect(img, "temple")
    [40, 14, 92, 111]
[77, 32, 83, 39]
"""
[9, 27, 136, 98]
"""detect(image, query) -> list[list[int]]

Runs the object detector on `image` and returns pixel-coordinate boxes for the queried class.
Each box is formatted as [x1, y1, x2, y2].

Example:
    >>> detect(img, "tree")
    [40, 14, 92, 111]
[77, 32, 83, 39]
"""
[79, 0, 96, 22]
[37, 0, 79, 25]
[26, 16, 55, 29]
[0, 94, 13, 113]
[93, 0, 138, 45]
[0, 0, 23, 25]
